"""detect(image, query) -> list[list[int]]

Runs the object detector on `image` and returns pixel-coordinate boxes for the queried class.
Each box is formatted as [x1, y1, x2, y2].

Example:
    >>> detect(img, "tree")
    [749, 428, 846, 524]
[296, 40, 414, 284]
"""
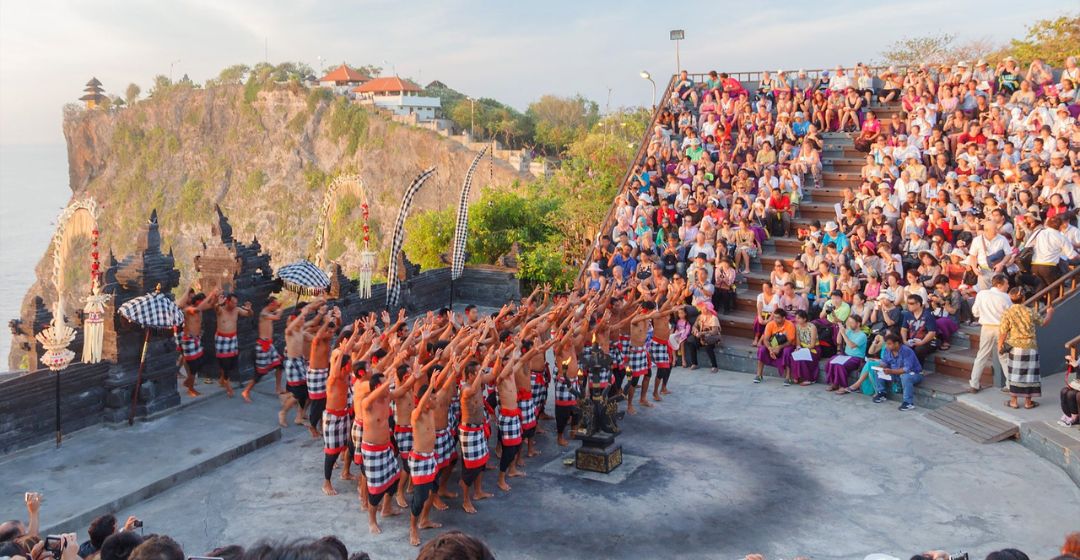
[879, 33, 994, 66]
[1003, 13, 1080, 67]
[403, 207, 454, 270]
[527, 94, 599, 155]
[125, 83, 141, 105]
[212, 64, 250, 86]
[149, 75, 172, 98]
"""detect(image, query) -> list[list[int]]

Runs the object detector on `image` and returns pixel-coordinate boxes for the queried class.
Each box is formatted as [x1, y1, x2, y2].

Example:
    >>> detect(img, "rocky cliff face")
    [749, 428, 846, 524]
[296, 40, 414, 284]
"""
[10, 83, 522, 368]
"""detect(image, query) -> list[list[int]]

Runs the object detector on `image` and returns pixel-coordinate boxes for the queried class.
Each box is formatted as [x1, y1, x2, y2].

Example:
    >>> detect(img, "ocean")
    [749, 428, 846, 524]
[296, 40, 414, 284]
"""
[0, 143, 72, 367]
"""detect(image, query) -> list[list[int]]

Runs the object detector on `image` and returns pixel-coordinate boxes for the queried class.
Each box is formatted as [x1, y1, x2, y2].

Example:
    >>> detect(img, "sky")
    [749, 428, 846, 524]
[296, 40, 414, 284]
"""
[0, 0, 1071, 146]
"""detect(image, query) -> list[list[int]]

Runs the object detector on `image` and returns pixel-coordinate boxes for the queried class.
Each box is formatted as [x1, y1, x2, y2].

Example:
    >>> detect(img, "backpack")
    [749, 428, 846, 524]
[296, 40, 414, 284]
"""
[816, 323, 837, 358]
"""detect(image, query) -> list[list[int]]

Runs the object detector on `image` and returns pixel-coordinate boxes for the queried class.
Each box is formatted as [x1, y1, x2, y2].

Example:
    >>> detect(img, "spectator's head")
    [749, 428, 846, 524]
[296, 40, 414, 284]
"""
[1008, 287, 1025, 304]
[206, 545, 245, 560]
[88, 514, 118, 550]
[991, 274, 1009, 290]
[906, 294, 924, 312]
[100, 531, 144, 560]
[772, 309, 788, 324]
[884, 333, 902, 352]
[129, 535, 184, 560]
[1063, 531, 1080, 557]
[315, 536, 347, 560]
[985, 550, 1030, 560]
[415, 531, 495, 560]
[0, 520, 24, 543]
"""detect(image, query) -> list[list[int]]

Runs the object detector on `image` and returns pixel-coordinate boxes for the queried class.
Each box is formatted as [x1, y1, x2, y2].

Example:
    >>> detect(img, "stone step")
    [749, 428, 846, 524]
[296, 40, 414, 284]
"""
[932, 347, 993, 387]
[823, 148, 867, 160]
[1019, 421, 1080, 487]
[806, 187, 846, 203]
[797, 201, 837, 221]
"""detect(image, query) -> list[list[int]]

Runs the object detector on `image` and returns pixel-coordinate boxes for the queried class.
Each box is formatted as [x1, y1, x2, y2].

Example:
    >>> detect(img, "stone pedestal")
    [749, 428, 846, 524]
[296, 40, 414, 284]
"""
[574, 432, 623, 473]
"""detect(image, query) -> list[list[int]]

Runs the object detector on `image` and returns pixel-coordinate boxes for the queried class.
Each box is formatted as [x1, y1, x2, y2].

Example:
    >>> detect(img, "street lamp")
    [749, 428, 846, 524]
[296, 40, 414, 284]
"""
[669, 29, 685, 74]
[168, 59, 181, 83]
[640, 71, 656, 109]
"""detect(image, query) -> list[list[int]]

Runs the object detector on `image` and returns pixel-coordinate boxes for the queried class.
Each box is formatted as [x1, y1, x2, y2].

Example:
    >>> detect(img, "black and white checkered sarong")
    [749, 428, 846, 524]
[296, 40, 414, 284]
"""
[460, 423, 489, 469]
[215, 332, 239, 358]
[178, 334, 203, 361]
[254, 338, 282, 374]
[626, 344, 650, 377]
[497, 408, 522, 446]
[306, 367, 329, 399]
[362, 441, 402, 494]
[648, 337, 671, 368]
[322, 409, 349, 455]
[435, 427, 457, 469]
[394, 425, 414, 460]
[409, 450, 438, 485]
[284, 357, 306, 386]
[351, 418, 364, 465]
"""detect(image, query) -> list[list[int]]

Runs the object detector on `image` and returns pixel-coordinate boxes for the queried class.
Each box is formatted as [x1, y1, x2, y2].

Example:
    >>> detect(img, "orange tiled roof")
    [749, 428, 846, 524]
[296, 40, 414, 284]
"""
[318, 64, 369, 83]
[353, 76, 422, 94]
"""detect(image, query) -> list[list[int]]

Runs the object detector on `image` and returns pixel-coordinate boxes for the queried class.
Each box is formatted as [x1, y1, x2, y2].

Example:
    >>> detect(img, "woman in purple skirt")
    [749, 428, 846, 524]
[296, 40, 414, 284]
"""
[824, 315, 868, 391]
[787, 310, 820, 386]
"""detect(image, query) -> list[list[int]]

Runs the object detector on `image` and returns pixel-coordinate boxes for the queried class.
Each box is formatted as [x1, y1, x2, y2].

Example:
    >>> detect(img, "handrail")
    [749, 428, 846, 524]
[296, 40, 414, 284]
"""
[682, 64, 921, 86]
[1024, 264, 1080, 315]
[575, 73, 678, 286]
[1066, 333, 1080, 370]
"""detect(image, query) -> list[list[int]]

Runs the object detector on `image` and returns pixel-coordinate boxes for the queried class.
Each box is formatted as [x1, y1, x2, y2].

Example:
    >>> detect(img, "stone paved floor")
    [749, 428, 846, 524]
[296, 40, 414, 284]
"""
[106, 366, 1079, 559]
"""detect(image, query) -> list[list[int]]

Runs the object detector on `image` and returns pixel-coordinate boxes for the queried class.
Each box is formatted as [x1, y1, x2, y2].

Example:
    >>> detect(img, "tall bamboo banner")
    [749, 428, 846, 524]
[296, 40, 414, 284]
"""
[452, 147, 487, 280]
[386, 167, 437, 309]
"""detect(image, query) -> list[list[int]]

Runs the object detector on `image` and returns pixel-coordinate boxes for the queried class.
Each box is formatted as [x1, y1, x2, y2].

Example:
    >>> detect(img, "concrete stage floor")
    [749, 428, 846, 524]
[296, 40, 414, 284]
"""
[6, 366, 1079, 559]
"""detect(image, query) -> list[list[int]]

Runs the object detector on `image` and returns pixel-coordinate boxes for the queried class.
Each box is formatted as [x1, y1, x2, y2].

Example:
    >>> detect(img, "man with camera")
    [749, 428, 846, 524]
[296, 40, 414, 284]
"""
[79, 514, 142, 559]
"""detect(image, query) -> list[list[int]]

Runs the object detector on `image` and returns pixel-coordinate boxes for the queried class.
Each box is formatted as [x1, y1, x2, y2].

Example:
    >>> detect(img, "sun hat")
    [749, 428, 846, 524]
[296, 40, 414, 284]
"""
[824, 221, 838, 232]
[588, 262, 602, 272]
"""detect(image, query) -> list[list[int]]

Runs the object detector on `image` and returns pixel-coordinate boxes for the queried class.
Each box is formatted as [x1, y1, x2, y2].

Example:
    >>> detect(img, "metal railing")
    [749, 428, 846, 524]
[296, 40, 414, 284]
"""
[575, 73, 677, 286]
[1024, 265, 1080, 315]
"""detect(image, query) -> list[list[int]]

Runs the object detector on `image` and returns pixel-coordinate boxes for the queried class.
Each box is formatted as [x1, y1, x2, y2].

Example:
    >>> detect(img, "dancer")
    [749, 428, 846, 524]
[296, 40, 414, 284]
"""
[214, 293, 252, 398]
[177, 287, 217, 397]
[243, 297, 284, 402]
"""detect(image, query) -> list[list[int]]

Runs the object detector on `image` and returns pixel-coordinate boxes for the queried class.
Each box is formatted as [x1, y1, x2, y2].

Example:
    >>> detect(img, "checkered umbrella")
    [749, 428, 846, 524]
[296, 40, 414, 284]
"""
[117, 289, 185, 426]
[276, 260, 331, 297]
[118, 292, 185, 329]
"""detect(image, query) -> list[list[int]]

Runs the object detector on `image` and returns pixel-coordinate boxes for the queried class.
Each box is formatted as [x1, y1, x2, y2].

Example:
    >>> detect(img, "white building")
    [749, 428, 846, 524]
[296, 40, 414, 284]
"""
[353, 77, 440, 122]
[317, 63, 370, 95]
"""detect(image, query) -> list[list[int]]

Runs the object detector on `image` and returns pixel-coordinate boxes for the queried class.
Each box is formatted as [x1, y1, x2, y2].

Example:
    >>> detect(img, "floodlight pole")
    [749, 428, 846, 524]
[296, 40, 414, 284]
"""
[669, 29, 685, 75]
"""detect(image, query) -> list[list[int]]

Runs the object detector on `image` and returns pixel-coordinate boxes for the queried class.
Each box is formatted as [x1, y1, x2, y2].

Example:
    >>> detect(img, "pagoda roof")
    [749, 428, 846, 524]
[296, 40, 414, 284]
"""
[353, 76, 422, 94]
[86, 77, 102, 87]
[318, 64, 370, 83]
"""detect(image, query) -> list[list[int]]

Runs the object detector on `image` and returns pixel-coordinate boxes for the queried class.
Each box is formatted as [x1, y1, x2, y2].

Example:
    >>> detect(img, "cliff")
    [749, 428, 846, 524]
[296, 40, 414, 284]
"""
[9, 82, 523, 368]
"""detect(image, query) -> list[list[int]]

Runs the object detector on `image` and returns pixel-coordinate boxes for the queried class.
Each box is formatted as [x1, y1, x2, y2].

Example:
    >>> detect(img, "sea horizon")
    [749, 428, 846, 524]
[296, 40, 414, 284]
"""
[0, 142, 72, 369]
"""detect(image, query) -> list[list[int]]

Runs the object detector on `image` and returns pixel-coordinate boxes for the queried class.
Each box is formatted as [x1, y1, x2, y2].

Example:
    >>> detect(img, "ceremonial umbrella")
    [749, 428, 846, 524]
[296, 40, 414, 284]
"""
[276, 259, 331, 306]
[118, 288, 185, 425]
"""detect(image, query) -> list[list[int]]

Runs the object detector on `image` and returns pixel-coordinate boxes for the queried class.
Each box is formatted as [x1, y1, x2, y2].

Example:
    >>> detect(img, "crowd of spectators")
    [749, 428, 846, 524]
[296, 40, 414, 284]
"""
[3, 494, 1077, 559]
[0, 494, 494, 560]
[587, 57, 1079, 413]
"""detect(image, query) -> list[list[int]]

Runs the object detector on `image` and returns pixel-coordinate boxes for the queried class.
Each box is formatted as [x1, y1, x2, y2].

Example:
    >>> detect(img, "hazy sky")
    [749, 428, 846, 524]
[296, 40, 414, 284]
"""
[0, 0, 1070, 145]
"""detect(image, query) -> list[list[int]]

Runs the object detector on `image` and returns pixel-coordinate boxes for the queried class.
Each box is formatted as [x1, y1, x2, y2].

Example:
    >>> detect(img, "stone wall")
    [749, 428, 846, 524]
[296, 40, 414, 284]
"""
[0, 362, 110, 454]
[0, 259, 520, 454]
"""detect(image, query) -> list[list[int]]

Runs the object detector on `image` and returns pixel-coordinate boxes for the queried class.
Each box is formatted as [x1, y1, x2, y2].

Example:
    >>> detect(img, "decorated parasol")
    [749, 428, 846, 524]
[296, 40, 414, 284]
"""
[118, 287, 185, 425]
[276, 259, 332, 306]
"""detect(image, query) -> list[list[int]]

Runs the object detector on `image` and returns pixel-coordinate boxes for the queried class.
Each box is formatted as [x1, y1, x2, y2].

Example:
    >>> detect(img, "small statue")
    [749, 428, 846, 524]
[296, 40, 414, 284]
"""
[576, 339, 620, 436]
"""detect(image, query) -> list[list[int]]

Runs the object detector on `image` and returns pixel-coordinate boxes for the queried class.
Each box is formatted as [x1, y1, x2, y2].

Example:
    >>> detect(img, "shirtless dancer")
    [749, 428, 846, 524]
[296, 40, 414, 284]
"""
[459, 349, 496, 513]
[320, 333, 357, 496]
[177, 287, 217, 397]
[279, 300, 323, 431]
[361, 371, 403, 534]
[431, 345, 473, 511]
[243, 297, 284, 402]
[646, 298, 680, 401]
[612, 295, 653, 414]
[494, 340, 525, 491]
[214, 293, 253, 398]
[408, 367, 446, 546]
[308, 307, 340, 434]
[391, 356, 421, 510]
[514, 336, 557, 463]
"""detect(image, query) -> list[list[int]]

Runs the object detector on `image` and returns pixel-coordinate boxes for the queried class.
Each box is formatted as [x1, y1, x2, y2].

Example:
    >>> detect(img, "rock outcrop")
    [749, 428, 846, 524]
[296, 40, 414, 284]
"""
[10, 83, 524, 368]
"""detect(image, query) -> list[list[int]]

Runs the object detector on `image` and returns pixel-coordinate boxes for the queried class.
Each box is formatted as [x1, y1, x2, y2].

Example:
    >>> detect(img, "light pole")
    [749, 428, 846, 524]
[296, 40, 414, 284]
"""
[169, 59, 181, 83]
[640, 71, 656, 109]
[669, 29, 685, 74]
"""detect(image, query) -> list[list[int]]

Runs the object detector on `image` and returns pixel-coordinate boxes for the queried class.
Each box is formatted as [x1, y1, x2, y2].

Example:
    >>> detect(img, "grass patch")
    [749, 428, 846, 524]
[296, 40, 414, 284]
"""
[327, 97, 369, 154]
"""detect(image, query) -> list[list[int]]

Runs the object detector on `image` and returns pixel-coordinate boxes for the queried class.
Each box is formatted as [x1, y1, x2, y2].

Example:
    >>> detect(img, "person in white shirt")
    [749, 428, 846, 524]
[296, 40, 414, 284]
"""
[891, 135, 920, 166]
[969, 274, 1013, 391]
[968, 222, 1014, 290]
[828, 66, 851, 92]
[1030, 215, 1079, 288]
